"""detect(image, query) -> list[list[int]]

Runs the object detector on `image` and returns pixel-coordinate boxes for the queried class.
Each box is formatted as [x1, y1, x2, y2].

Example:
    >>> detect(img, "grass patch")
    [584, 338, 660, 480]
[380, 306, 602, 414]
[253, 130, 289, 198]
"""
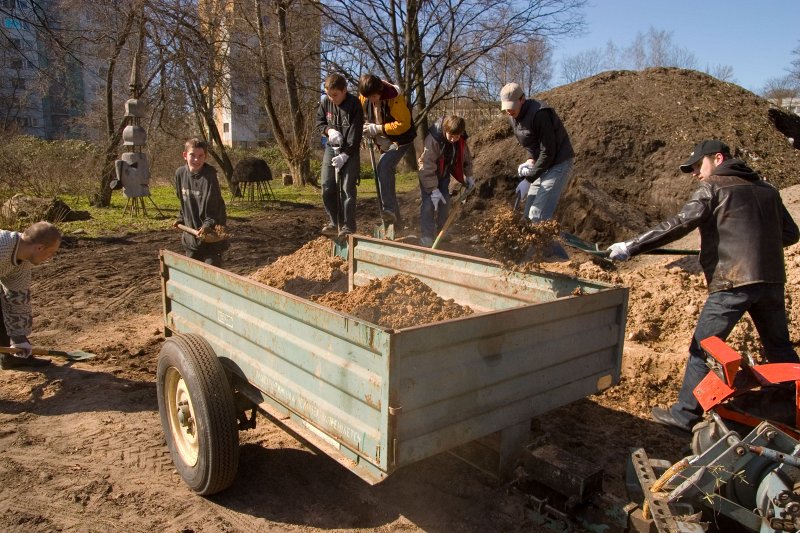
[58, 171, 419, 237]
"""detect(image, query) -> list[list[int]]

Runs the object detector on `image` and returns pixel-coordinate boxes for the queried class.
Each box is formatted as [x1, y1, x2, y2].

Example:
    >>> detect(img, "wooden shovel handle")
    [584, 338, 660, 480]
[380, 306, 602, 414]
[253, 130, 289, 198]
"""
[176, 224, 226, 243]
[176, 223, 201, 237]
[0, 346, 54, 357]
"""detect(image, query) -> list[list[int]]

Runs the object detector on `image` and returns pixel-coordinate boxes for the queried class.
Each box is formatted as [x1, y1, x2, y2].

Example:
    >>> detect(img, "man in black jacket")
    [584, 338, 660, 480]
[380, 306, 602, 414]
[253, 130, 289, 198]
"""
[316, 73, 364, 238]
[608, 140, 800, 432]
[172, 138, 228, 267]
[501, 82, 574, 223]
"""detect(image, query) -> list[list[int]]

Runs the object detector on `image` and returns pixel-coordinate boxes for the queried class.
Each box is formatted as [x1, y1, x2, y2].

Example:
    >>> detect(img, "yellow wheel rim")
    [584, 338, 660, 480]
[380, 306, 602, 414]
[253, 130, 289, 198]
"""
[165, 366, 199, 467]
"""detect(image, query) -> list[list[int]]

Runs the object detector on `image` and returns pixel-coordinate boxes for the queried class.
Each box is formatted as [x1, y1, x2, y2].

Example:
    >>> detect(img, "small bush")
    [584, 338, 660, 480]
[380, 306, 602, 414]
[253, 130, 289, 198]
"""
[0, 135, 103, 201]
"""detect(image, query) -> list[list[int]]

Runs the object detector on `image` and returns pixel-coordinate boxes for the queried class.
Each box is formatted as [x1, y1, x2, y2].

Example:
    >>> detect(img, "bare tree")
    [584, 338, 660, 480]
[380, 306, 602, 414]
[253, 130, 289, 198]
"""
[477, 38, 553, 98]
[791, 41, 800, 86]
[147, 0, 238, 192]
[707, 64, 736, 83]
[558, 28, 740, 85]
[316, 0, 586, 148]
[626, 27, 697, 70]
[250, 0, 318, 186]
[560, 47, 605, 83]
[761, 75, 799, 101]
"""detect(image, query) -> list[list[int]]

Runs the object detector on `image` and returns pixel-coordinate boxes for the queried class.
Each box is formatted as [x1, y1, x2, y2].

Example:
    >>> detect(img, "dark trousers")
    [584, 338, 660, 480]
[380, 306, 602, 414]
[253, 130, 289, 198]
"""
[0, 306, 8, 347]
[671, 283, 799, 428]
[185, 242, 227, 268]
[321, 146, 359, 233]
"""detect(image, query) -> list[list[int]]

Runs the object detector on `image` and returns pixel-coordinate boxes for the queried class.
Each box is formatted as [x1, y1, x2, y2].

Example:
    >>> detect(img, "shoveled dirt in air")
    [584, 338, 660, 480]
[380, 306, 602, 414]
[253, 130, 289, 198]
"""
[2, 66, 800, 532]
[477, 206, 561, 263]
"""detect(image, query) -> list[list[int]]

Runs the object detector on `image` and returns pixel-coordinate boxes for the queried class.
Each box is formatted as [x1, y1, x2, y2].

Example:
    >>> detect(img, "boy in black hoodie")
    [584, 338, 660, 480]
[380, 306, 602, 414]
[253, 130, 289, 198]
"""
[172, 138, 228, 266]
[607, 139, 800, 433]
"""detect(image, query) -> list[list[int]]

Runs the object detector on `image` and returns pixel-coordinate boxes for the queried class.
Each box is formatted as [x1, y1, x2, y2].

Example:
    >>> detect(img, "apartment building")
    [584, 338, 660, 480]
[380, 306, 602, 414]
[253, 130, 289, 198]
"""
[1, 0, 101, 138]
[203, 0, 320, 148]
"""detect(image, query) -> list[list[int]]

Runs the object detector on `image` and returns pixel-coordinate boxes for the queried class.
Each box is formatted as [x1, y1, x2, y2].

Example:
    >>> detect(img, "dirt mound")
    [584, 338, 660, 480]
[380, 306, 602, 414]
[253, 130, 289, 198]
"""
[249, 237, 348, 298]
[313, 273, 474, 329]
[250, 238, 473, 329]
[471, 67, 800, 244]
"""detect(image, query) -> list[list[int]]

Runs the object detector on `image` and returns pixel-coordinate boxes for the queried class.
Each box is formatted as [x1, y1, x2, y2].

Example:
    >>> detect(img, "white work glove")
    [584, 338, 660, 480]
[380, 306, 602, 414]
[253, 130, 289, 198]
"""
[430, 189, 445, 209]
[517, 162, 535, 179]
[11, 336, 32, 358]
[331, 152, 349, 170]
[465, 176, 475, 191]
[607, 242, 631, 261]
[363, 123, 382, 138]
[515, 179, 531, 199]
[327, 129, 343, 146]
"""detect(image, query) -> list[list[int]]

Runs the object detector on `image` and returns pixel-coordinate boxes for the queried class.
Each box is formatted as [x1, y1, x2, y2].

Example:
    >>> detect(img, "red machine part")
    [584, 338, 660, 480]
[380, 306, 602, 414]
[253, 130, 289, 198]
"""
[694, 336, 800, 437]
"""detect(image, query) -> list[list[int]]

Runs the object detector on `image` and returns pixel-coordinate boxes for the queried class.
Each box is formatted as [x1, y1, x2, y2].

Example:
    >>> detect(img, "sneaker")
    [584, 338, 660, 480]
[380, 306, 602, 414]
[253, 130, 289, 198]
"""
[381, 210, 397, 225]
[0, 353, 51, 370]
[419, 237, 434, 248]
[338, 227, 353, 240]
[321, 224, 338, 237]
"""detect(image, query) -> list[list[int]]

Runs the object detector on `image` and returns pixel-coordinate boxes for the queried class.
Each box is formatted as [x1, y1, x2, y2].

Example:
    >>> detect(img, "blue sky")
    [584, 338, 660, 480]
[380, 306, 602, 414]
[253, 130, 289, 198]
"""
[551, 0, 799, 93]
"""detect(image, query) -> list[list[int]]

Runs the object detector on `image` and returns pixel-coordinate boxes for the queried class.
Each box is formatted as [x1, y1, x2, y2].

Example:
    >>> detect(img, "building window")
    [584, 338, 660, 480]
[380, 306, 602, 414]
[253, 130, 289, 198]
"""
[10, 58, 22, 69]
[223, 122, 230, 133]
[235, 104, 246, 114]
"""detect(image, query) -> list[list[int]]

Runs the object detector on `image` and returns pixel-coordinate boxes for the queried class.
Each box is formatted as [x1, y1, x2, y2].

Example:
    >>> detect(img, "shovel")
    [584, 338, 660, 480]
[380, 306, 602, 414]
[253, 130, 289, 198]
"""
[176, 224, 226, 244]
[367, 138, 395, 240]
[0, 346, 96, 361]
[431, 183, 474, 249]
[560, 231, 699, 257]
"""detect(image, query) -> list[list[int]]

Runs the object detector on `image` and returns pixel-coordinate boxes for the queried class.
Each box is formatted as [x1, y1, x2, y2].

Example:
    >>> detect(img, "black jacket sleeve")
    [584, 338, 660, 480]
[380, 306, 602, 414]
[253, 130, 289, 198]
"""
[782, 203, 800, 246]
[342, 100, 364, 158]
[627, 185, 712, 255]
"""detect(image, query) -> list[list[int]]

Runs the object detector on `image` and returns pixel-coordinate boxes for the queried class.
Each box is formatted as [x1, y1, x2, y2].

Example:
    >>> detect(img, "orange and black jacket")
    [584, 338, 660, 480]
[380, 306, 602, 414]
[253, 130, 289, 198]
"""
[359, 81, 416, 146]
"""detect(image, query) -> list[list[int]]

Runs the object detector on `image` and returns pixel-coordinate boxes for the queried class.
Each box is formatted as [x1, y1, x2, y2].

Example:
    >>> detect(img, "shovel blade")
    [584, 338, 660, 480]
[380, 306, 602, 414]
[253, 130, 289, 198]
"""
[42, 349, 97, 361]
[373, 222, 395, 240]
[0, 346, 97, 361]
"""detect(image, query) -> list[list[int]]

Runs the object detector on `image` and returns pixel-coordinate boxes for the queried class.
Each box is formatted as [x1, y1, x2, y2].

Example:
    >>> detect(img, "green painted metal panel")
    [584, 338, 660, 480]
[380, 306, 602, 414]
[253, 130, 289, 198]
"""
[160, 235, 628, 483]
[161, 251, 392, 473]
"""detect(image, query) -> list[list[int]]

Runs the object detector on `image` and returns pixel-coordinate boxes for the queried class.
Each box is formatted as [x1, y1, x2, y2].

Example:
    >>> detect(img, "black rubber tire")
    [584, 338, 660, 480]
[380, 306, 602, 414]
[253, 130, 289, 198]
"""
[156, 334, 239, 495]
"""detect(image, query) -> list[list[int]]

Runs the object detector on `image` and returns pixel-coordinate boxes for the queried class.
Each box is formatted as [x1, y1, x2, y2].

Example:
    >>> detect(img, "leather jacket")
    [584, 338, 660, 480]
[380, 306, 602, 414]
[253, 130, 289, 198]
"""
[626, 159, 799, 293]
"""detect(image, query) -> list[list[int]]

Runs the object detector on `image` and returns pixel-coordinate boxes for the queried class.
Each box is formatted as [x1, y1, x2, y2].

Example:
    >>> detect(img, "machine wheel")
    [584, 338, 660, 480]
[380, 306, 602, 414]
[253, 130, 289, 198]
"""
[156, 334, 239, 495]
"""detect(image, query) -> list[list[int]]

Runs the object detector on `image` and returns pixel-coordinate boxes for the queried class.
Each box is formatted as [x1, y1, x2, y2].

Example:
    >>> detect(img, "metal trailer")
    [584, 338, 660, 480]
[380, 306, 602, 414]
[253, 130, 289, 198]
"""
[157, 235, 629, 495]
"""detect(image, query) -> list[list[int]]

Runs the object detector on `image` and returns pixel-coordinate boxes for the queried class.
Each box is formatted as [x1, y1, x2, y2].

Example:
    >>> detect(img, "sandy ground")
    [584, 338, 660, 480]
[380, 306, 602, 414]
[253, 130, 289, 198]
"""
[1, 180, 799, 532]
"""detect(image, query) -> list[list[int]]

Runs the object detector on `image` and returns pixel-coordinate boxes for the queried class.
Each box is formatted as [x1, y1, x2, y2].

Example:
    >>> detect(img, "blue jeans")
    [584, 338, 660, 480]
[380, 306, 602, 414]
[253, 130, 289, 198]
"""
[524, 158, 573, 222]
[419, 179, 450, 246]
[375, 143, 410, 218]
[670, 283, 799, 428]
[321, 146, 359, 232]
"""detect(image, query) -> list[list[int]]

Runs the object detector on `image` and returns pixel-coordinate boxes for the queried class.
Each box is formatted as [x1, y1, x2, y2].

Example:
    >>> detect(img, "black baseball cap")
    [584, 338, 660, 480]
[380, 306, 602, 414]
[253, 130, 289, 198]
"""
[679, 140, 731, 173]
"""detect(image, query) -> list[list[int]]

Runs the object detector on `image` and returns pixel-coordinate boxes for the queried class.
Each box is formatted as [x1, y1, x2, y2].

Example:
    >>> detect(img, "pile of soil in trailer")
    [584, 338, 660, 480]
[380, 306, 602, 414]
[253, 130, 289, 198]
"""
[468, 67, 800, 244]
[250, 237, 473, 328]
[313, 273, 473, 329]
[249, 237, 348, 298]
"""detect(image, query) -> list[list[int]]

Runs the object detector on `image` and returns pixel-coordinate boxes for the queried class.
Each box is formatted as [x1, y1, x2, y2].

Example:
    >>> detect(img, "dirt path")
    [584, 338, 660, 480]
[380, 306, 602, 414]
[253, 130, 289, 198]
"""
[0, 200, 546, 533]
[2, 183, 799, 532]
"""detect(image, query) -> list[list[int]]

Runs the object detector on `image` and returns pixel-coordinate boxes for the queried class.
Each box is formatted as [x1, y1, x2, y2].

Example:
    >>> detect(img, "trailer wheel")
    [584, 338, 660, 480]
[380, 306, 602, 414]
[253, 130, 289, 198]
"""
[156, 334, 239, 495]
